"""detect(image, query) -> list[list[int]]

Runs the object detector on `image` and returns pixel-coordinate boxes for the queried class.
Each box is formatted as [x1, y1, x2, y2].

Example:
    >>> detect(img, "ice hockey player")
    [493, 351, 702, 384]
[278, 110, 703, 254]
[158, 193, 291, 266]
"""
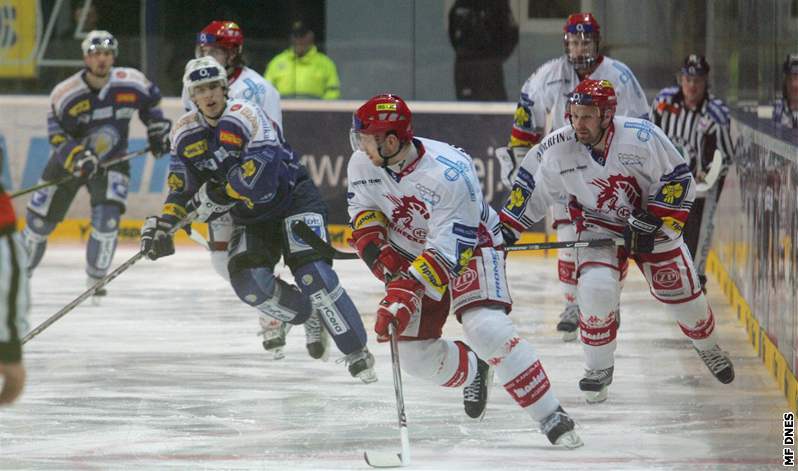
[347, 93, 582, 447]
[0, 158, 29, 405]
[501, 79, 735, 404]
[22, 30, 171, 300]
[495, 12, 648, 341]
[141, 57, 376, 383]
[180, 21, 310, 360]
[650, 55, 734, 291]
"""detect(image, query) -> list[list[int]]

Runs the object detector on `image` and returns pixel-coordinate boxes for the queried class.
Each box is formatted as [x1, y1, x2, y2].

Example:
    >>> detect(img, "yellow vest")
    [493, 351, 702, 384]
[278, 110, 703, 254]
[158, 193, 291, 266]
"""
[264, 46, 341, 99]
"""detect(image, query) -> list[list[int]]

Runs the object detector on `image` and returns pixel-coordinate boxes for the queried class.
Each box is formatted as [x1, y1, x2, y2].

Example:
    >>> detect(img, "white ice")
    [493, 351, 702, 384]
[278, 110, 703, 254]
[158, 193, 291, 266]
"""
[0, 244, 788, 470]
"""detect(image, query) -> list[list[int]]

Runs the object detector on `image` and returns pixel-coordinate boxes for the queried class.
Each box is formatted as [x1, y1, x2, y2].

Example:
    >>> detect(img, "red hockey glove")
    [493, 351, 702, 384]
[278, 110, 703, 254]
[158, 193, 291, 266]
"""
[352, 226, 409, 283]
[374, 276, 424, 341]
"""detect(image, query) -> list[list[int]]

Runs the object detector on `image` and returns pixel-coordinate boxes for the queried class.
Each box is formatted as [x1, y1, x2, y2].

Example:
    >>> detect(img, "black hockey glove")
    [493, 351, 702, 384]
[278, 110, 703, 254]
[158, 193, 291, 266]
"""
[500, 223, 519, 247]
[140, 216, 175, 260]
[147, 119, 172, 159]
[623, 208, 663, 254]
[71, 149, 101, 179]
[186, 182, 236, 222]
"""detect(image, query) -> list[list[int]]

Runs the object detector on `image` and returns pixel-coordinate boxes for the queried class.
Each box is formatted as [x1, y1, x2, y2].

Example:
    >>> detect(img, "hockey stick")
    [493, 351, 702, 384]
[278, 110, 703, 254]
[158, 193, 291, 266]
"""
[292, 220, 622, 260]
[695, 149, 723, 194]
[22, 210, 196, 344]
[364, 322, 410, 468]
[11, 147, 151, 199]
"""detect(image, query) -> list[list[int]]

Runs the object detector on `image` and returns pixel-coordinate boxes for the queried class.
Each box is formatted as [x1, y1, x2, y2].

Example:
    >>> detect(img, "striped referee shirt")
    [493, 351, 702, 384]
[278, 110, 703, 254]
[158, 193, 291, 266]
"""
[772, 98, 798, 128]
[650, 86, 734, 175]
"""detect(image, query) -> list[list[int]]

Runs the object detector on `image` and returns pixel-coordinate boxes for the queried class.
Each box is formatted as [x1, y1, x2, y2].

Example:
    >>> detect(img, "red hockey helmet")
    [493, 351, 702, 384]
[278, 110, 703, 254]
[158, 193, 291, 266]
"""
[196, 21, 244, 56]
[352, 94, 413, 142]
[563, 13, 601, 70]
[566, 79, 617, 120]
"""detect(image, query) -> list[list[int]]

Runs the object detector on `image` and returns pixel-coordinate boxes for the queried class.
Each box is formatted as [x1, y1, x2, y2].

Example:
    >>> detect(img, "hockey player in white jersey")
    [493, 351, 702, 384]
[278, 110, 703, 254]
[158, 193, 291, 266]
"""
[496, 12, 648, 341]
[179, 21, 309, 360]
[348, 94, 582, 447]
[501, 79, 735, 403]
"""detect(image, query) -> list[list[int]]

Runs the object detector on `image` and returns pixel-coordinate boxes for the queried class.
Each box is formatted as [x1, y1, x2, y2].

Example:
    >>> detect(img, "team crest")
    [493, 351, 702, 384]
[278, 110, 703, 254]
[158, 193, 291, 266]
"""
[654, 177, 690, 207]
[167, 171, 185, 192]
[591, 174, 642, 216]
[514, 105, 531, 128]
[386, 194, 429, 243]
[504, 185, 530, 217]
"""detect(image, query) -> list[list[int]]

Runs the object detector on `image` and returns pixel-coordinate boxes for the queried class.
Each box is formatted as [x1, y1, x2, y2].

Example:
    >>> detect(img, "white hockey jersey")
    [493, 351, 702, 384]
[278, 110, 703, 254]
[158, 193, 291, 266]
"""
[181, 65, 283, 132]
[510, 55, 648, 148]
[502, 117, 694, 243]
[348, 137, 503, 300]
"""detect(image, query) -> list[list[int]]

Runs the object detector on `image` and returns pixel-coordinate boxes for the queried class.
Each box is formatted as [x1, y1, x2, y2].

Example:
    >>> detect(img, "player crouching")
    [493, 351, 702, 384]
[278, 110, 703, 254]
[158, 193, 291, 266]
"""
[347, 94, 582, 447]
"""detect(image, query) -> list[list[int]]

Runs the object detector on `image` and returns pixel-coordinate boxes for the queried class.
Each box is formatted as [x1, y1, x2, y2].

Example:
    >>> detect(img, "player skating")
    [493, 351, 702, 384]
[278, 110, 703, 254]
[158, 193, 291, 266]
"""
[180, 21, 317, 360]
[496, 13, 648, 341]
[501, 79, 735, 403]
[347, 94, 582, 447]
[22, 31, 171, 300]
[650, 55, 734, 291]
[141, 57, 376, 383]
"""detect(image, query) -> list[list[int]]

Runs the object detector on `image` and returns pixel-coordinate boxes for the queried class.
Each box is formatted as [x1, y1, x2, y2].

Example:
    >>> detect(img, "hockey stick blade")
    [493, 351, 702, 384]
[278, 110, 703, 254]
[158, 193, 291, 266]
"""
[695, 149, 723, 194]
[364, 451, 403, 468]
[292, 220, 359, 259]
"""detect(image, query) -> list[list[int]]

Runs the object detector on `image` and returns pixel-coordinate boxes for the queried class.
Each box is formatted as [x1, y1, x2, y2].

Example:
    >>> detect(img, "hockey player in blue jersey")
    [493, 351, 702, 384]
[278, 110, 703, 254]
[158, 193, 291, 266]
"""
[22, 30, 171, 299]
[140, 57, 377, 382]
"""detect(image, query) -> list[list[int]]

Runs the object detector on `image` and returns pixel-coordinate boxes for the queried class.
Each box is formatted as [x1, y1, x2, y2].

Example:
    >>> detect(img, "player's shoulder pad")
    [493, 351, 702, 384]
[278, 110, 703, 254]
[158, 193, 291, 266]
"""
[419, 137, 482, 203]
[110, 67, 152, 89]
[536, 125, 575, 157]
[49, 71, 88, 114]
[222, 98, 262, 130]
[171, 111, 204, 147]
[706, 95, 731, 125]
[523, 56, 568, 90]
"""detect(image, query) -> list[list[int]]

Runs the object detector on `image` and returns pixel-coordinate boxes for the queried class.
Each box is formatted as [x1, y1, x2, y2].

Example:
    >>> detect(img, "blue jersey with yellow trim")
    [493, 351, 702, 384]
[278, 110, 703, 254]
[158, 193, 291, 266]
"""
[165, 98, 299, 224]
[48, 67, 165, 166]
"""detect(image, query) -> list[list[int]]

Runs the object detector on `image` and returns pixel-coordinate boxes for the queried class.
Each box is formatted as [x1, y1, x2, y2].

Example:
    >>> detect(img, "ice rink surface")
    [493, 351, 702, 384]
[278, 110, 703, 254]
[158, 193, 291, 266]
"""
[0, 244, 789, 470]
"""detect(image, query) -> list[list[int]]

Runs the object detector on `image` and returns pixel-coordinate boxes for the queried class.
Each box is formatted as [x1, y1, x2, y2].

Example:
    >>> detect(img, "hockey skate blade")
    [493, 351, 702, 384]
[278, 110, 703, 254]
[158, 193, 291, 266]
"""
[583, 387, 608, 404]
[364, 451, 405, 468]
[271, 347, 285, 361]
[555, 430, 584, 449]
[560, 330, 578, 342]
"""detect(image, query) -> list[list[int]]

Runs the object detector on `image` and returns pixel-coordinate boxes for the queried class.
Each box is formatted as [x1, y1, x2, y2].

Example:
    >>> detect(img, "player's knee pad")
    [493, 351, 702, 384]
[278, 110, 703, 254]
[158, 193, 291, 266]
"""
[229, 266, 312, 324]
[282, 212, 330, 270]
[209, 250, 230, 281]
[21, 211, 57, 272]
[577, 265, 620, 348]
[461, 306, 516, 361]
[86, 204, 120, 278]
[294, 260, 367, 354]
[399, 339, 476, 387]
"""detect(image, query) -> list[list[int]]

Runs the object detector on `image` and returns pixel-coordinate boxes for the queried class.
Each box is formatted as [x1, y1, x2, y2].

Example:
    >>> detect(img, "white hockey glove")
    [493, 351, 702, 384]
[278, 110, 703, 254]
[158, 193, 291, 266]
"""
[70, 149, 101, 179]
[187, 182, 236, 222]
[495, 146, 528, 187]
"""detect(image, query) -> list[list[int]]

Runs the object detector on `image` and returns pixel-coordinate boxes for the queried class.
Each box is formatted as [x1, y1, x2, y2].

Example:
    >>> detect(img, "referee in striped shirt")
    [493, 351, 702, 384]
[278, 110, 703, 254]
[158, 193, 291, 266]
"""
[650, 55, 734, 291]
[0, 148, 30, 405]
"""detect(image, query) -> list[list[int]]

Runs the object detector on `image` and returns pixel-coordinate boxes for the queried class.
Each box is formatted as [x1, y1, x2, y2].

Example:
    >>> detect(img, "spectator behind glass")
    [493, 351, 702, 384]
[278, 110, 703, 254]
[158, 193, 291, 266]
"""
[773, 53, 798, 128]
[448, 0, 518, 101]
[263, 20, 341, 99]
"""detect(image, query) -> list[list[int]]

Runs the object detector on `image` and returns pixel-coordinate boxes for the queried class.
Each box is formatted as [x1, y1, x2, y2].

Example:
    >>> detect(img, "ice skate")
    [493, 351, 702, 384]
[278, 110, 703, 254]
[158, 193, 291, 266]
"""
[341, 347, 378, 383]
[695, 345, 734, 384]
[556, 304, 579, 342]
[463, 357, 493, 420]
[579, 366, 614, 403]
[258, 316, 291, 360]
[304, 311, 329, 361]
[540, 406, 583, 448]
[87, 276, 107, 306]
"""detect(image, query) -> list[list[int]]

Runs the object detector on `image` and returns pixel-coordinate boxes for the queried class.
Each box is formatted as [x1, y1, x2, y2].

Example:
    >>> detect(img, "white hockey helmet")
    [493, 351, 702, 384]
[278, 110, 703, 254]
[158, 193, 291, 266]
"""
[183, 56, 228, 96]
[81, 30, 118, 56]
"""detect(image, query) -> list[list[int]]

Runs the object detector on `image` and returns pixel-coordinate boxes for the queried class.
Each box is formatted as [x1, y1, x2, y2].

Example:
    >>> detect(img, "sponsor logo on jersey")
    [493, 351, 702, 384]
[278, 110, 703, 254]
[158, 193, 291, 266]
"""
[115, 70, 128, 79]
[504, 185, 530, 217]
[591, 174, 642, 214]
[183, 139, 207, 158]
[230, 103, 242, 111]
[452, 266, 478, 292]
[651, 262, 682, 290]
[311, 290, 350, 334]
[167, 172, 185, 192]
[559, 164, 588, 175]
[68, 99, 91, 117]
[354, 210, 387, 230]
[411, 256, 446, 297]
[452, 222, 477, 239]
[115, 108, 135, 119]
[115, 92, 137, 104]
[49, 134, 66, 146]
[162, 203, 187, 219]
[92, 106, 113, 120]
[376, 103, 397, 111]
[415, 182, 441, 205]
[617, 152, 643, 166]
[654, 178, 689, 207]
[219, 130, 243, 147]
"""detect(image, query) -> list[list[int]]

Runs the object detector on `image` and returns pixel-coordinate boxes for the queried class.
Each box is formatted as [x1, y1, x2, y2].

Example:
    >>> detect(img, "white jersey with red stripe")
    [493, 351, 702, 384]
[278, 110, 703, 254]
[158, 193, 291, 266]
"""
[182, 65, 283, 132]
[347, 137, 503, 300]
[502, 116, 695, 244]
[511, 55, 648, 148]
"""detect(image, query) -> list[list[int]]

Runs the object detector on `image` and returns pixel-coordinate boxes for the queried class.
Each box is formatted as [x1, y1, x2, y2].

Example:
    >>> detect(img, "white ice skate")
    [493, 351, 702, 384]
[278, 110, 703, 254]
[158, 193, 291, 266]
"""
[258, 316, 291, 360]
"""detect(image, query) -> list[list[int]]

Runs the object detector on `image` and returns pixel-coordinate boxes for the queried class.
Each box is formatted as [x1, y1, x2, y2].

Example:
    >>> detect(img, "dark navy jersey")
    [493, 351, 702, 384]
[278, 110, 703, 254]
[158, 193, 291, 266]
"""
[165, 98, 300, 224]
[48, 67, 165, 169]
